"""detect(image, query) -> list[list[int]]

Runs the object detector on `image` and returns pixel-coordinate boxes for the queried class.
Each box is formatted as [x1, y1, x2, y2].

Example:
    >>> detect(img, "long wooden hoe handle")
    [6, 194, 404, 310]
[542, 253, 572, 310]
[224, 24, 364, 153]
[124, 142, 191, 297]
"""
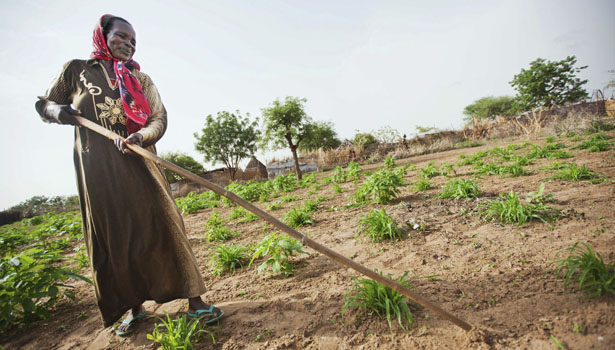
[76, 116, 473, 331]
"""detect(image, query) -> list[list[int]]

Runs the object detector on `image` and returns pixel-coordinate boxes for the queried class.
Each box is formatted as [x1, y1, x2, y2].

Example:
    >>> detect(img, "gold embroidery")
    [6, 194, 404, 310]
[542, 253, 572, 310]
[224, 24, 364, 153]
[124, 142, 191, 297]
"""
[96, 97, 126, 125]
[79, 70, 102, 96]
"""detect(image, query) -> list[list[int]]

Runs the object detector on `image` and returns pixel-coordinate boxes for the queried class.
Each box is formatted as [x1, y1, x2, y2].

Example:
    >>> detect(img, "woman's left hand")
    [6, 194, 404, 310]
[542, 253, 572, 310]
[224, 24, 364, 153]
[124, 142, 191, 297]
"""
[114, 132, 143, 155]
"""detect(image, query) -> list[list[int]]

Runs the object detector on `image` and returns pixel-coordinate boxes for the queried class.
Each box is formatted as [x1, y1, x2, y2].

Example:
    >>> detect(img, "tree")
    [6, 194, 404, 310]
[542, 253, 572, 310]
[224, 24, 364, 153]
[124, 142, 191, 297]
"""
[194, 111, 259, 180]
[261, 97, 314, 179]
[462, 96, 519, 123]
[298, 121, 342, 152]
[160, 152, 205, 182]
[510, 56, 588, 110]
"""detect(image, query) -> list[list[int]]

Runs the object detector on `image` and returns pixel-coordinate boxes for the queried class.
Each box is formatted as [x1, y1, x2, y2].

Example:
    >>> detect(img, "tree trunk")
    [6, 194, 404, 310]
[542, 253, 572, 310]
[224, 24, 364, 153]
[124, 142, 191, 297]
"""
[285, 133, 302, 180]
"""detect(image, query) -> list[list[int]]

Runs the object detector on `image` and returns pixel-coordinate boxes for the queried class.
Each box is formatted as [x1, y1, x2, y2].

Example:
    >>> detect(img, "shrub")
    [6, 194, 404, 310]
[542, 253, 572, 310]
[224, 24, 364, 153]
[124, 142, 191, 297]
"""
[353, 132, 378, 147]
[354, 169, 404, 204]
[209, 243, 247, 276]
[357, 209, 404, 242]
[554, 242, 615, 298]
[437, 179, 480, 199]
[342, 271, 416, 332]
[249, 233, 308, 276]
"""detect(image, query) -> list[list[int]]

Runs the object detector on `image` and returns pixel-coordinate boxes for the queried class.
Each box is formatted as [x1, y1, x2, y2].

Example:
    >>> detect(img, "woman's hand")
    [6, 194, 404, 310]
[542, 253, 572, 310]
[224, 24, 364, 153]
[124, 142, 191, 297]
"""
[45, 103, 82, 126]
[114, 132, 143, 155]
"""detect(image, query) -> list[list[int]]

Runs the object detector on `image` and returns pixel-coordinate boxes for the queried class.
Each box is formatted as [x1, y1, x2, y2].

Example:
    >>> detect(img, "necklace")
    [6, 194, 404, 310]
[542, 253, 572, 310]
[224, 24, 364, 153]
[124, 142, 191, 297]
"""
[100, 62, 118, 90]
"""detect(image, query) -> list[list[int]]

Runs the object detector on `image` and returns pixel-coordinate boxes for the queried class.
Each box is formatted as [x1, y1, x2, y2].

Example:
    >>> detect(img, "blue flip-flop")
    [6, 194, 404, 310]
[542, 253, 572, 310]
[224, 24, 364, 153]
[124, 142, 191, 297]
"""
[188, 305, 224, 324]
[116, 311, 147, 336]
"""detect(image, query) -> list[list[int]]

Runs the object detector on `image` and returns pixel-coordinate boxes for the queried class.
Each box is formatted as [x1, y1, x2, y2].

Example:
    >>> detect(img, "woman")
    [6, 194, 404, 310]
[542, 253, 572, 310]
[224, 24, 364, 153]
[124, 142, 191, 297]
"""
[35, 14, 223, 336]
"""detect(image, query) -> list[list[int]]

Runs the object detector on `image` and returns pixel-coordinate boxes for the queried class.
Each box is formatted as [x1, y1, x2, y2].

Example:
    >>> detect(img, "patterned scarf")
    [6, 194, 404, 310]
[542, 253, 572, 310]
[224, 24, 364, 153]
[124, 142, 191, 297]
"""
[90, 14, 150, 134]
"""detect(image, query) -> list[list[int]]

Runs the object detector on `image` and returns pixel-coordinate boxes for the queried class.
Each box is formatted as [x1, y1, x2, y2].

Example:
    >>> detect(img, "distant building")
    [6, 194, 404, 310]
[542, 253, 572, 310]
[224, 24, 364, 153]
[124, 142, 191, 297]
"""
[242, 157, 268, 181]
[267, 159, 318, 178]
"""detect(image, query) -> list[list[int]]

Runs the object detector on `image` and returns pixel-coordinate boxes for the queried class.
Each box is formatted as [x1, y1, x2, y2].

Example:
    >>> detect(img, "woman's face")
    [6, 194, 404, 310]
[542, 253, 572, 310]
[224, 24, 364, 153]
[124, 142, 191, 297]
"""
[106, 21, 136, 61]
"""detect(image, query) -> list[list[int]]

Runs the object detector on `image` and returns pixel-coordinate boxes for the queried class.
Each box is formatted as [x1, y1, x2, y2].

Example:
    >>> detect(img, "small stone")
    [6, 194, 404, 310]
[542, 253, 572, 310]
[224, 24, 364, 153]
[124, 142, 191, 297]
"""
[598, 336, 604, 342]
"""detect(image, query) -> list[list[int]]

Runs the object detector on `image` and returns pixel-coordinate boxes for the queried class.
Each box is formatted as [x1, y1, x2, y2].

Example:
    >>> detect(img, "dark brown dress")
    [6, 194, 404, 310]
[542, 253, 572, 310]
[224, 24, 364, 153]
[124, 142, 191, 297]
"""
[36, 59, 206, 327]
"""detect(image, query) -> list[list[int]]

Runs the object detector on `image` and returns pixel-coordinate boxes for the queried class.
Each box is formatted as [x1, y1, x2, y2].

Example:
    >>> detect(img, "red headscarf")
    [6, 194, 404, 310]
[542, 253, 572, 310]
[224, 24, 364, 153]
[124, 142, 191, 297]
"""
[90, 14, 150, 134]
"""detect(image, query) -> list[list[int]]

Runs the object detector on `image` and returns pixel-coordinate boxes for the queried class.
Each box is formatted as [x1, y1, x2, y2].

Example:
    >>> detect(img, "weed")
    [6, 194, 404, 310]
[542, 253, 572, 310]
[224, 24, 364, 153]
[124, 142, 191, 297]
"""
[413, 178, 431, 192]
[357, 209, 404, 242]
[346, 161, 363, 183]
[283, 207, 314, 228]
[229, 207, 247, 220]
[549, 163, 603, 182]
[545, 136, 556, 143]
[302, 200, 319, 213]
[527, 143, 573, 159]
[524, 183, 555, 203]
[437, 179, 480, 199]
[572, 132, 612, 152]
[342, 271, 416, 332]
[480, 189, 558, 225]
[553, 242, 615, 298]
[147, 312, 214, 350]
[209, 243, 247, 276]
[249, 233, 308, 276]
[354, 169, 404, 204]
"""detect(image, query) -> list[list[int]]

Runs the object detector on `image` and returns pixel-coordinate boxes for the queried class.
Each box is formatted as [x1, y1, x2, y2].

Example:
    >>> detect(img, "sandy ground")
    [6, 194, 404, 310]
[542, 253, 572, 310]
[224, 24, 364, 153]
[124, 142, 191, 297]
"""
[2, 132, 614, 350]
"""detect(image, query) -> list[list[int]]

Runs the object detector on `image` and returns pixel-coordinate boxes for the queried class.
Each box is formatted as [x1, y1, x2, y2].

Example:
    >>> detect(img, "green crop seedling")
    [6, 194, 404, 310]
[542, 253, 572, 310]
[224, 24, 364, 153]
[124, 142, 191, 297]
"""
[209, 243, 247, 276]
[354, 169, 404, 204]
[342, 271, 417, 332]
[204, 212, 238, 242]
[549, 163, 603, 182]
[147, 312, 214, 350]
[357, 209, 404, 242]
[437, 179, 480, 199]
[249, 233, 309, 276]
[480, 188, 558, 225]
[554, 242, 615, 298]
[572, 132, 612, 152]
[283, 207, 314, 228]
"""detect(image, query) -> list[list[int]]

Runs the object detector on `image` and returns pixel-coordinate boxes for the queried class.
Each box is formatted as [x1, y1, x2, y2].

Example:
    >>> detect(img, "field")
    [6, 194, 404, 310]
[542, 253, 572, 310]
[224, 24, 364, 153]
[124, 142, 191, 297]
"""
[1, 129, 614, 350]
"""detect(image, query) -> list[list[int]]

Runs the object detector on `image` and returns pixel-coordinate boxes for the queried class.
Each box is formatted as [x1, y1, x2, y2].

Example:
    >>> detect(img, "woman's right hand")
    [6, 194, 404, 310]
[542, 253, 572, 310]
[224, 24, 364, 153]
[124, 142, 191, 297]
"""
[45, 103, 82, 126]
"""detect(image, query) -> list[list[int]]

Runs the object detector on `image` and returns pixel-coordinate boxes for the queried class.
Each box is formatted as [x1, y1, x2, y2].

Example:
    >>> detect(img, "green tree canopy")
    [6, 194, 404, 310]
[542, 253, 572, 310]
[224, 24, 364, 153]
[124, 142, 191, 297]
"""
[261, 96, 312, 179]
[510, 56, 588, 110]
[463, 96, 519, 123]
[194, 110, 259, 180]
[298, 120, 342, 152]
[160, 152, 205, 182]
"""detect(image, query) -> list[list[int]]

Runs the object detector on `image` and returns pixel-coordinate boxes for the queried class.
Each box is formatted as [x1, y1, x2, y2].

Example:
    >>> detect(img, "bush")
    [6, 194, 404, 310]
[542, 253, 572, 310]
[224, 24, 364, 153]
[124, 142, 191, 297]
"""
[353, 132, 378, 147]
[160, 152, 205, 182]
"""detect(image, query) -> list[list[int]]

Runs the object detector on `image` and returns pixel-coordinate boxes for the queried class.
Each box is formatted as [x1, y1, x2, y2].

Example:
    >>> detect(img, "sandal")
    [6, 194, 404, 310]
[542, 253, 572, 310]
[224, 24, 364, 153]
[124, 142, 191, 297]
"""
[188, 305, 224, 324]
[115, 311, 147, 336]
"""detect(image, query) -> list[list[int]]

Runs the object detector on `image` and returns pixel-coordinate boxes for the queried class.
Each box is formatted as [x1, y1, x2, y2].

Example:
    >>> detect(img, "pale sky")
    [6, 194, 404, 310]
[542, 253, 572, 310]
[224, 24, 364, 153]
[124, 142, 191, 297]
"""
[1, 0, 613, 210]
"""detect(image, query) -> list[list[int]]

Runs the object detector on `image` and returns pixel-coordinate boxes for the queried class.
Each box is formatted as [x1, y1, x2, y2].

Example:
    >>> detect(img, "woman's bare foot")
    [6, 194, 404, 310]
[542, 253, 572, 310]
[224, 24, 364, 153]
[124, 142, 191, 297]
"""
[116, 304, 145, 336]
